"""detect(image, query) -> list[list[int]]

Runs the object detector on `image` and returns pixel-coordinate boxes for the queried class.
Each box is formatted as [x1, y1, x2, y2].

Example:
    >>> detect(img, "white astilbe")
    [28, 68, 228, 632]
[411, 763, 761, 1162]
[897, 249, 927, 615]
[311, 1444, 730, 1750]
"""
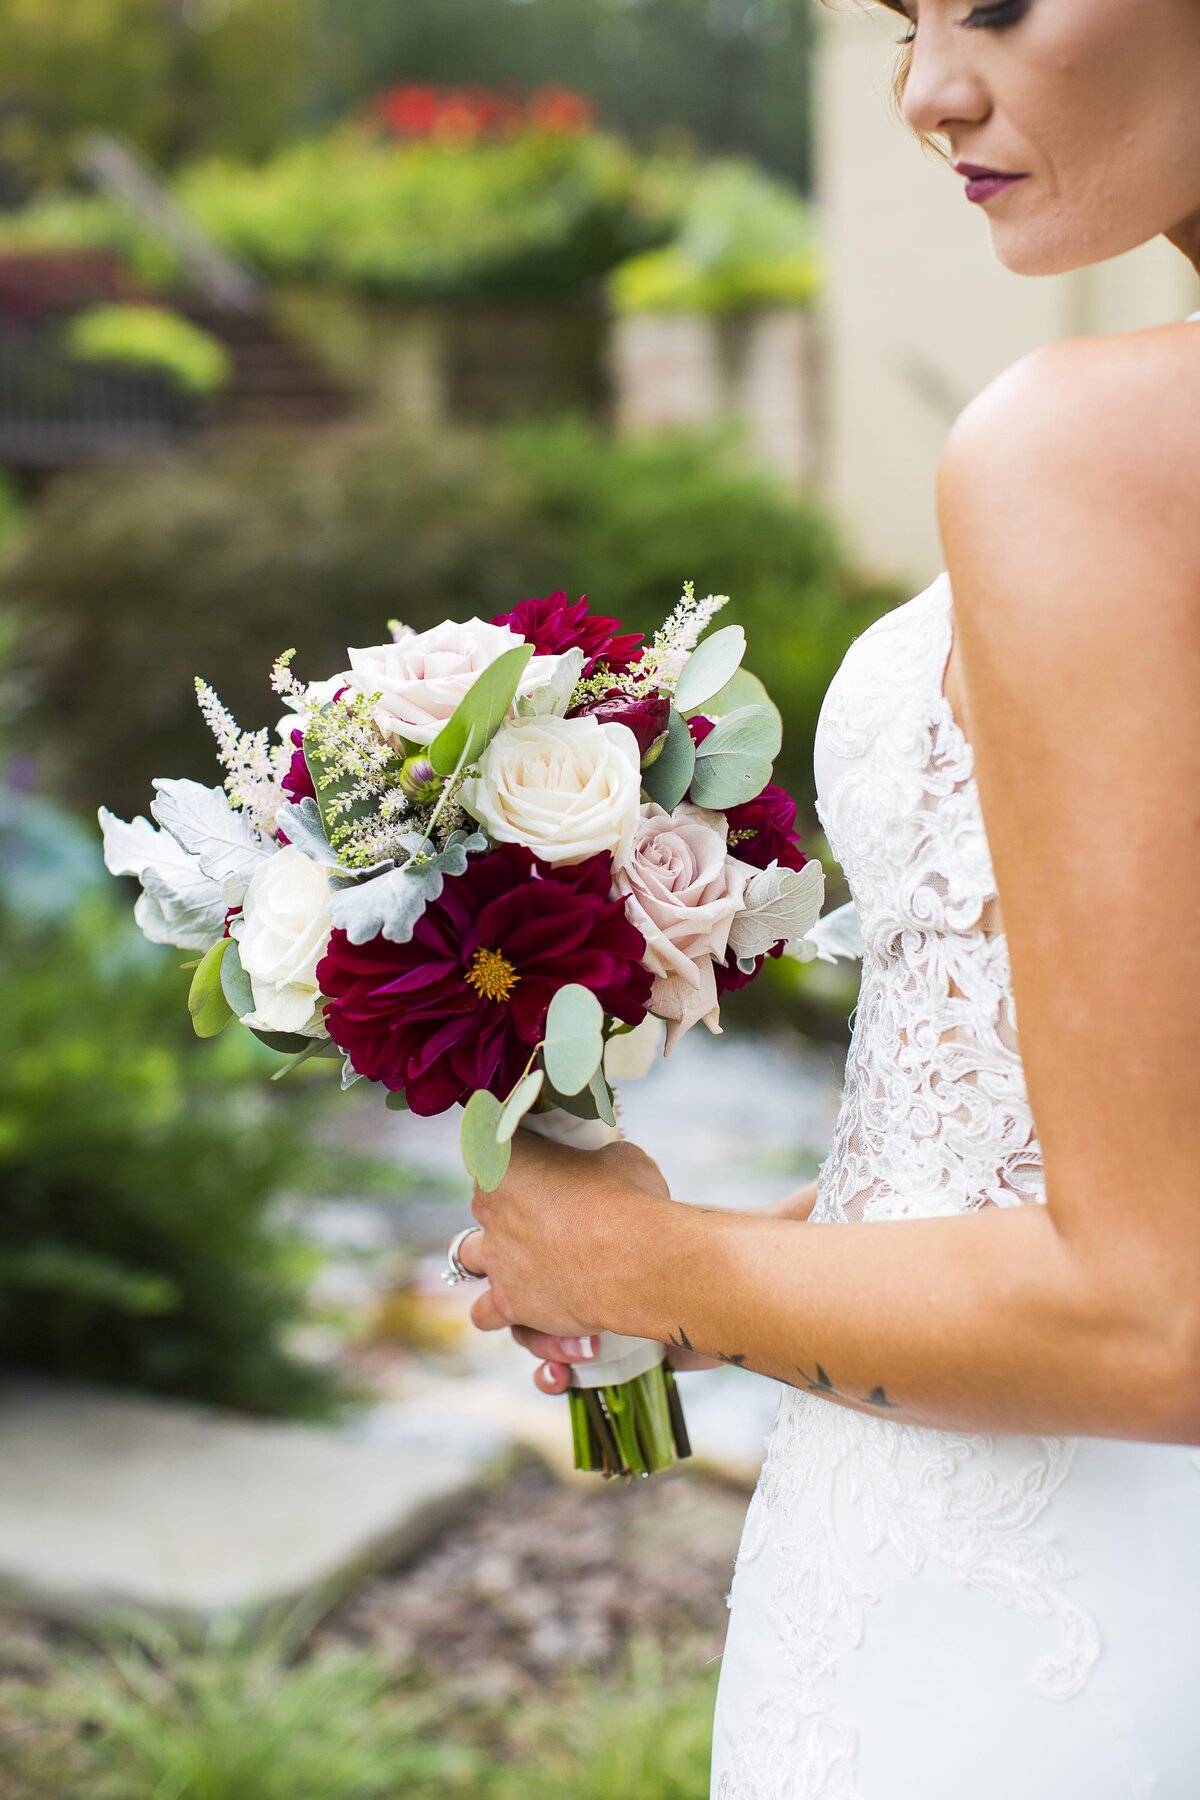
[568, 580, 730, 709]
[194, 677, 289, 836]
[299, 686, 417, 868]
[269, 646, 308, 712]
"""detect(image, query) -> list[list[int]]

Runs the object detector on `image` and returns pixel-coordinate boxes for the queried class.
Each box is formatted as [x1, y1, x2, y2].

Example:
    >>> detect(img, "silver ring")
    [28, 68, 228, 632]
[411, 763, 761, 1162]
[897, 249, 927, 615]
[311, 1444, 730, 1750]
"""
[443, 1224, 486, 1286]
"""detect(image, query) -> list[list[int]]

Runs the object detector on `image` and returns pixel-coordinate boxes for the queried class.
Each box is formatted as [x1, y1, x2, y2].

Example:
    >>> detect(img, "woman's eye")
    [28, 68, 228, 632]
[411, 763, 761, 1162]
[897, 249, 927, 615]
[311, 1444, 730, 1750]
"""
[897, 25, 916, 43]
[963, 0, 1028, 28]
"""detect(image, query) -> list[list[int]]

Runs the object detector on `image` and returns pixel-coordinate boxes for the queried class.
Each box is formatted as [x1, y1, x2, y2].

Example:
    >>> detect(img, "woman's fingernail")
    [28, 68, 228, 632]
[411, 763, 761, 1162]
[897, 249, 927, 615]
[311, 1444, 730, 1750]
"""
[563, 1336, 598, 1359]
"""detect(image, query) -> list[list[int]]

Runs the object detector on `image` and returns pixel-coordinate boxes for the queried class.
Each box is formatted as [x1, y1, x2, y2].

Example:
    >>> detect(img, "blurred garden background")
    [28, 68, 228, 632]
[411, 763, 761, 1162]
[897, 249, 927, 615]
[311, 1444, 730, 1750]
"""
[2, 2, 1195, 1795]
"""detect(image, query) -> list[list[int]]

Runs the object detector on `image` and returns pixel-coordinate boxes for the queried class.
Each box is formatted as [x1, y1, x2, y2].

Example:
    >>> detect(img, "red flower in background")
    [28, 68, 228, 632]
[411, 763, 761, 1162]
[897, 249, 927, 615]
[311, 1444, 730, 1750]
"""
[371, 83, 595, 143]
[493, 591, 643, 678]
[317, 843, 652, 1115]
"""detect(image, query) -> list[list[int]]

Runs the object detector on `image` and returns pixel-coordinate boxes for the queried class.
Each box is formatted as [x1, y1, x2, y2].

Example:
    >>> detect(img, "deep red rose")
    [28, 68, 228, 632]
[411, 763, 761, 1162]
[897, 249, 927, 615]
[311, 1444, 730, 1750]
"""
[566, 687, 670, 758]
[316, 843, 653, 1115]
[492, 591, 643, 677]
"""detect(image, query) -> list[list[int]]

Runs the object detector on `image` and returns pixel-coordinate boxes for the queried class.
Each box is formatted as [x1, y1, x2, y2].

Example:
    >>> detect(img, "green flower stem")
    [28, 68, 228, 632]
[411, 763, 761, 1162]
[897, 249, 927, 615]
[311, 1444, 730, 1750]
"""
[567, 1364, 691, 1478]
[664, 1365, 693, 1460]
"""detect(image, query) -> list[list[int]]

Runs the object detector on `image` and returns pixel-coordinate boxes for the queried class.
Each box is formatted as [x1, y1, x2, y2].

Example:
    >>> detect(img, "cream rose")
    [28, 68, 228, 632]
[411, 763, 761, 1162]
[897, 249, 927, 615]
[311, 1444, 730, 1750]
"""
[346, 618, 566, 748]
[230, 846, 333, 1036]
[459, 713, 642, 867]
[612, 801, 753, 1051]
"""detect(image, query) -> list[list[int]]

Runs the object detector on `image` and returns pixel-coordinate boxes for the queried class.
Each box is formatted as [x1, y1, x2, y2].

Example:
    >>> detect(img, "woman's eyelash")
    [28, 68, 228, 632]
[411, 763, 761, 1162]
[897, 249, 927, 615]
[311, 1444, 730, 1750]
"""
[896, 0, 1028, 45]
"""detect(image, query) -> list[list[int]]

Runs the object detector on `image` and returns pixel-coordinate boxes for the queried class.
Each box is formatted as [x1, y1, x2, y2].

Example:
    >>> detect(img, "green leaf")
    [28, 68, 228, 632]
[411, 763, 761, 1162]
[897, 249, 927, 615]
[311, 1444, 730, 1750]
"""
[541, 1075, 603, 1121]
[428, 643, 534, 777]
[248, 1026, 318, 1054]
[188, 938, 233, 1038]
[497, 1069, 544, 1142]
[543, 984, 604, 1096]
[385, 1088, 410, 1111]
[461, 1088, 511, 1191]
[674, 624, 746, 715]
[689, 704, 782, 809]
[704, 665, 782, 731]
[329, 830, 487, 945]
[588, 1065, 617, 1127]
[640, 706, 695, 812]
[220, 937, 255, 1019]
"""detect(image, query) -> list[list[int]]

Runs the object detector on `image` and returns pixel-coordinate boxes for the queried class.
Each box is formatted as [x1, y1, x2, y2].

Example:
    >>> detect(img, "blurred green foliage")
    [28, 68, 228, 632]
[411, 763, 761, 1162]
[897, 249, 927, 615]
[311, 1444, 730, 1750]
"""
[0, 1617, 717, 1800]
[0, 125, 686, 302]
[0, 0, 310, 185]
[7, 415, 899, 826]
[608, 158, 820, 315]
[0, 872, 346, 1417]
[63, 303, 232, 395]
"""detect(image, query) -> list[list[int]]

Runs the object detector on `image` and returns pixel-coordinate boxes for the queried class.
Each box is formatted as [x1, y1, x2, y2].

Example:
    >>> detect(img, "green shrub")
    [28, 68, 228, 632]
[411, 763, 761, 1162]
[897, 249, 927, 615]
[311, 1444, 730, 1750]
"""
[608, 158, 821, 315]
[10, 416, 899, 825]
[63, 304, 232, 396]
[0, 795, 346, 1417]
[0, 124, 687, 302]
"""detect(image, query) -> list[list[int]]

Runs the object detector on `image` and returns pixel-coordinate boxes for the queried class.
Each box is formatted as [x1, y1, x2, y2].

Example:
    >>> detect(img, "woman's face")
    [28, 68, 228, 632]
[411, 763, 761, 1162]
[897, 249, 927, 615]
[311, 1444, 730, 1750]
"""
[894, 0, 1200, 276]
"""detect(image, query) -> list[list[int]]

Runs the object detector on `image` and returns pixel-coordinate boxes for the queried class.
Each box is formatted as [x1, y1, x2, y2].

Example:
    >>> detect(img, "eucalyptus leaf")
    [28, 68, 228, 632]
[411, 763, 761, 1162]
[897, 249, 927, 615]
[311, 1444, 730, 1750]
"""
[689, 704, 782, 809]
[497, 1069, 544, 1143]
[248, 1026, 319, 1055]
[543, 984, 604, 1096]
[587, 1065, 617, 1127]
[541, 1075, 602, 1122]
[704, 666, 782, 731]
[329, 830, 486, 945]
[640, 707, 695, 812]
[674, 625, 746, 715]
[429, 643, 534, 777]
[187, 938, 233, 1038]
[385, 1089, 411, 1112]
[461, 1088, 511, 1192]
[220, 937, 255, 1020]
[728, 859, 826, 960]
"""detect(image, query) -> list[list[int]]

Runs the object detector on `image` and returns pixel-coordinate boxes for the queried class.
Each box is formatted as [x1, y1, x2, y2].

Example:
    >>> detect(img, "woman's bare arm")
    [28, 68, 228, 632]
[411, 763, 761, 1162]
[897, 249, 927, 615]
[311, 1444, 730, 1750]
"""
[472, 336, 1200, 1445]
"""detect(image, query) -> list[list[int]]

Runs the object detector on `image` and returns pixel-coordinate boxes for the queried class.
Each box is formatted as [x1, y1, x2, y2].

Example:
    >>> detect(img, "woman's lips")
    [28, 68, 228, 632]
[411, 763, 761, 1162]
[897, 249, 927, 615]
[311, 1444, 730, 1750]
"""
[965, 174, 1027, 203]
[955, 162, 1029, 205]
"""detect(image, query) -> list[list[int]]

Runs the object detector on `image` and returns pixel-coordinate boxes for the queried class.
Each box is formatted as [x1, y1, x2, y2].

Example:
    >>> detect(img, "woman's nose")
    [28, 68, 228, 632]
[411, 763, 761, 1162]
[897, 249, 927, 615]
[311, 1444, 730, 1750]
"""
[899, 19, 991, 143]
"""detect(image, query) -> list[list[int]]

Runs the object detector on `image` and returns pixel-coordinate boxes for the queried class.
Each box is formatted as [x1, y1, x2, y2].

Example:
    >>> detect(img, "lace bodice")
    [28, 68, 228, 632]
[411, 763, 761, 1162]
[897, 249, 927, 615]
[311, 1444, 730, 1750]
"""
[809, 571, 1043, 1224]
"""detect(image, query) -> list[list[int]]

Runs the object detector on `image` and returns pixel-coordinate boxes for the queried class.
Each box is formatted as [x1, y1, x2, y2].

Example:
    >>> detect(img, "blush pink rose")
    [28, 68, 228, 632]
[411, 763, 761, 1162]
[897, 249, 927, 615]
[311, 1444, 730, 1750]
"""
[612, 801, 753, 1052]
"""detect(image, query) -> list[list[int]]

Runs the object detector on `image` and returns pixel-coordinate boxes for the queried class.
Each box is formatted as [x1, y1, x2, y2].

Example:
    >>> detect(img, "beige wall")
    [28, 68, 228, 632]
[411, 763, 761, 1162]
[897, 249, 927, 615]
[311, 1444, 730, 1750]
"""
[814, 3, 1200, 591]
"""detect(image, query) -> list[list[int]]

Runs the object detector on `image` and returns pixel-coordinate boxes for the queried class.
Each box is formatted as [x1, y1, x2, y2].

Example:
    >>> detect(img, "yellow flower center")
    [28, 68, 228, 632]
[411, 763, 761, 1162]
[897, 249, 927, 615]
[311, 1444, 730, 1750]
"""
[464, 945, 520, 1004]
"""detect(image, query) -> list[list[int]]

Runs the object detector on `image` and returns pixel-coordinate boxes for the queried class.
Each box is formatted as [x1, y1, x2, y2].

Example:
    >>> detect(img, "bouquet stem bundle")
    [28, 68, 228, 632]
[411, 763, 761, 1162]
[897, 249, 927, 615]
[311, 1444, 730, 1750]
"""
[568, 1365, 691, 1478]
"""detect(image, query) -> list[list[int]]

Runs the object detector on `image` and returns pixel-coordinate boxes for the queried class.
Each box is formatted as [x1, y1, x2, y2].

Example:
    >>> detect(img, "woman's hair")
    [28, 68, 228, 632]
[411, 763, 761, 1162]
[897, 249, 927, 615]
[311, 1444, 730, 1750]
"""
[820, 0, 948, 163]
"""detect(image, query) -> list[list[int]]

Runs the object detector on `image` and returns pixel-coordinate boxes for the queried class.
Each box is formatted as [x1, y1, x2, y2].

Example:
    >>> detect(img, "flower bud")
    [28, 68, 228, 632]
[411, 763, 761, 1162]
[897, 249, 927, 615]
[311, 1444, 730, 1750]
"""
[399, 754, 444, 806]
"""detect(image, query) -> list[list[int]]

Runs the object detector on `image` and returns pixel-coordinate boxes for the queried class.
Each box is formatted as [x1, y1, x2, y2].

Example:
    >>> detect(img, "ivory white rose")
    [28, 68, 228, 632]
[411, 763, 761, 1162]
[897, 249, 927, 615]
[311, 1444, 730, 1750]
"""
[612, 801, 754, 1051]
[459, 713, 642, 867]
[346, 617, 568, 747]
[230, 846, 333, 1036]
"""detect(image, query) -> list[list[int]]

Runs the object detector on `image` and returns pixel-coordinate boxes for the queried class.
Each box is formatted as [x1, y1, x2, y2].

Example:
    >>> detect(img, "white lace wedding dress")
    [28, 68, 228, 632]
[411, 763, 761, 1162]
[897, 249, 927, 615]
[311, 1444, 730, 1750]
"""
[710, 498, 1200, 1795]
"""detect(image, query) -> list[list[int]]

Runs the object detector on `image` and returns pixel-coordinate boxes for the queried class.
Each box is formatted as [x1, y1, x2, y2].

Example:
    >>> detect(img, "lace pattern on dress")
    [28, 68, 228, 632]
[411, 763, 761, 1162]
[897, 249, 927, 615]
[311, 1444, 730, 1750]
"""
[712, 575, 1103, 1799]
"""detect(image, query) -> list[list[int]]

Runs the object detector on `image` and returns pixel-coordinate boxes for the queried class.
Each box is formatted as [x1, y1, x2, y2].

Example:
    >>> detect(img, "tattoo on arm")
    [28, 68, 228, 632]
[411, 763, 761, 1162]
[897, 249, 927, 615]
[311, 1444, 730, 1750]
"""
[796, 1360, 898, 1410]
[669, 1330, 896, 1412]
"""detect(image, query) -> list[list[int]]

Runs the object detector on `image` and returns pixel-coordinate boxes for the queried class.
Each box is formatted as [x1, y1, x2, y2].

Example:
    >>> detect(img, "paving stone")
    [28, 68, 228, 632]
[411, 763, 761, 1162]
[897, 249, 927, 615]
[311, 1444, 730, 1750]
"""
[0, 1376, 512, 1629]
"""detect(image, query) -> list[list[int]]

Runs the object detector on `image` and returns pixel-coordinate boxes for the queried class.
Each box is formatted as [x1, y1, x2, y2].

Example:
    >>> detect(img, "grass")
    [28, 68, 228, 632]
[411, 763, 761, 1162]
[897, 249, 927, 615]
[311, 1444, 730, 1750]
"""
[0, 1615, 718, 1800]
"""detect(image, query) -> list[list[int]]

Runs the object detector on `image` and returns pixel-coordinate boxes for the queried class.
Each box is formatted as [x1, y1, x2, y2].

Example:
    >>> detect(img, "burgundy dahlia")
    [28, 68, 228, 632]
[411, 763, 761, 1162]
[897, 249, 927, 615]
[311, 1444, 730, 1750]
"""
[567, 687, 670, 758]
[317, 842, 653, 1115]
[282, 728, 317, 806]
[491, 591, 643, 677]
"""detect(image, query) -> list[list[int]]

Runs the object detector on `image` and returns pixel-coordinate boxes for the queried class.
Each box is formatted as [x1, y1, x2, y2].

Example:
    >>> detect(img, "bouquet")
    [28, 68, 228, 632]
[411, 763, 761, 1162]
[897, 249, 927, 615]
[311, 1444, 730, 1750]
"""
[99, 583, 825, 1476]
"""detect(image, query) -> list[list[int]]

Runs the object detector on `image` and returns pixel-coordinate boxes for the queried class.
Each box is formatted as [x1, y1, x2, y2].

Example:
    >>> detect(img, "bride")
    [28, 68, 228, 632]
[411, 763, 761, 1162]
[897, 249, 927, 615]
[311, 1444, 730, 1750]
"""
[451, 0, 1200, 1792]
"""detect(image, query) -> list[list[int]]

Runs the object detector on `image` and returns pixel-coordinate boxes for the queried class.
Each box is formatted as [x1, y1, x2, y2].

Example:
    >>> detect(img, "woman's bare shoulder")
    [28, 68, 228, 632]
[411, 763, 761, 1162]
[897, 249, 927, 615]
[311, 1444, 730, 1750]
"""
[936, 318, 1200, 601]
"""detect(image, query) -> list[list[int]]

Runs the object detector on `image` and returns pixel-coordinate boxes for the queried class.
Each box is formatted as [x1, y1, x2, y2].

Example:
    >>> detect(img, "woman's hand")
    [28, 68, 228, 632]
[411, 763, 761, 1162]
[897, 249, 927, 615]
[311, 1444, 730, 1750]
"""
[459, 1155, 822, 1393]
[456, 1129, 673, 1347]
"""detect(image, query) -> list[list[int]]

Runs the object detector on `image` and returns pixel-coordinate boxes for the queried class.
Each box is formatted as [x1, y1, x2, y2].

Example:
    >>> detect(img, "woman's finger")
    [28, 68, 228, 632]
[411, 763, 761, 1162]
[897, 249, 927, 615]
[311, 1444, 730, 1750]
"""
[455, 1224, 487, 1277]
[533, 1360, 570, 1395]
[510, 1324, 600, 1364]
[470, 1285, 508, 1331]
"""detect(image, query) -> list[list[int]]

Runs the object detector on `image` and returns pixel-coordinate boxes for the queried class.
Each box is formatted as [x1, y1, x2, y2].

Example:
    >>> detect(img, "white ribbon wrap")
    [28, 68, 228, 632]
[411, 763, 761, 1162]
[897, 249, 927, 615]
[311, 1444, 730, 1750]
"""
[518, 1104, 667, 1390]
